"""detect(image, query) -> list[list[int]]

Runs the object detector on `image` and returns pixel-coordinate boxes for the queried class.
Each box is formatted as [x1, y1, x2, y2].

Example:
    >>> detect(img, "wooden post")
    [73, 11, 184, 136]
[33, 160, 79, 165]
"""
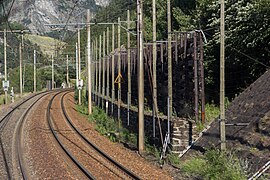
[52, 55, 54, 90]
[95, 37, 98, 103]
[34, 50, 36, 92]
[118, 17, 121, 128]
[102, 32, 106, 109]
[137, 0, 145, 153]
[92, 41, 95, 101]
[76, 43, 78, 89]
[167, 0, 172, 122]
[78, 28, 81, 105]
[87, 9, 92, 114]
[200, 33, 205, 124]
[4, 29, 7, 104]
[98, 35, 102, 107]
[106, 27, 110, 114]
[127, 10, 131, 125]
[220, 0, 226, 150]
[152, 0, 157, 137]
[19, 43, 23, 97]
[111, 24, 115, 114]
[194, 33, 199, 122]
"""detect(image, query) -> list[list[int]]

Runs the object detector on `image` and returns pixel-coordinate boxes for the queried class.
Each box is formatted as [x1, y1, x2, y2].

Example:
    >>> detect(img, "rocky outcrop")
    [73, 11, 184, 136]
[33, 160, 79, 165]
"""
[8, 0, 110, 34]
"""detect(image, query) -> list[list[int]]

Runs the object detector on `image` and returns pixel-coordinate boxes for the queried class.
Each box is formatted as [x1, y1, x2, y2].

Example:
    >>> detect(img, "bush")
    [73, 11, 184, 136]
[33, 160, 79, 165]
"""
[87, 106, 118, 141]
[182, 150, 247, 180]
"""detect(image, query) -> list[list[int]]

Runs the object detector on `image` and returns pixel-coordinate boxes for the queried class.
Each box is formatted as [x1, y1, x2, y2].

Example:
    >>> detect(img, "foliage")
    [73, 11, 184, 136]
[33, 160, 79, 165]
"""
[88, 106, 118, 141]
[182, 149, 247, 180]
[205, 103, 220, 122]
[194, 0, 270, 101]
[167, 153, 181, 168]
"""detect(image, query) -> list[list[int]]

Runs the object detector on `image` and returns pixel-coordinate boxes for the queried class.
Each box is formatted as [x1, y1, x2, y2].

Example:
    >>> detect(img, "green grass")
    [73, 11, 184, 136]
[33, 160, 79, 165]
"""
[167, 153, 181, 168]
[195, 103, 220, 132]
[76, 102, 163, 159]
[87, 106, 119, 142]
[182, 149, 247, 180]
[25, 34, 66, 56]
[205, 103, 220, 123]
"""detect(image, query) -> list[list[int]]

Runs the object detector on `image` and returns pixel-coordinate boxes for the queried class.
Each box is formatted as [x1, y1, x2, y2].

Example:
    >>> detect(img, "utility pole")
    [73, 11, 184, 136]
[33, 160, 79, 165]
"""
[92, 41, 95, 101]
[152, 0, 157, 137]
[52, 55, 54, 90]
[102, 31, 105, 109]
[111, 24, 115, 114]
[87, 9, 92, 114]
[34, 49, 36, 93]
[106, 27, 110, 115]
[137, 0, 145, 153]
[220, 0, 226, 150]
[78, 28, 82, 105]
[66, 55, 69, 88]
[117, 17, 121, 128]
[167, 0, 173, 123]
[98, 35, 102, 107]
[95, 37, 98, 103]
[76, 43, 79, 89]
[19, 43, 23, 97]
[127, 10, 131, 125]
[4, 29, 7, 104]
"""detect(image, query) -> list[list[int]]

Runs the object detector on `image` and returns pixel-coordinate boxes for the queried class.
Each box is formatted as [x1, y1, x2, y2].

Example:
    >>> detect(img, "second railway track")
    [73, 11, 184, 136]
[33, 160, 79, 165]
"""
[0, 90, 54, 179]
[0, 89, 170, 179]
[48, 91, 141, 179]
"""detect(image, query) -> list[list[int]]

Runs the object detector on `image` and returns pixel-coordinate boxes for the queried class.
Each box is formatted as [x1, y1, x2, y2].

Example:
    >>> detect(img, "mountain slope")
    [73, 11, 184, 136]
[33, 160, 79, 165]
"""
[8, 0, 109, 34]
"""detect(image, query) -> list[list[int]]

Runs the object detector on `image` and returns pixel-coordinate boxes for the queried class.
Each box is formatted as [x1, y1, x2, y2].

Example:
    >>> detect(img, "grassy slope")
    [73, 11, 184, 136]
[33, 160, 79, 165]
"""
[25, 34, 66, 56]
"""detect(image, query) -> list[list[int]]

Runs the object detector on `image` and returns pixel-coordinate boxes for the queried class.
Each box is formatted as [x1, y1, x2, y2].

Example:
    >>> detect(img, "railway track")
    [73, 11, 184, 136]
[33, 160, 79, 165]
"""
[0, 90, 167, 179]
[0, 90, 53, 179]
[48, 91, 141, 179]
[47, 91, 95, 179]
[61, 92, 141, 179]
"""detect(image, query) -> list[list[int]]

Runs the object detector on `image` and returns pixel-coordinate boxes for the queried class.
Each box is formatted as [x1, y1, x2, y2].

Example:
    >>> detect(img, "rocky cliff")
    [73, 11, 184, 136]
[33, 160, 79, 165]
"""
[8, 0, 110, 34]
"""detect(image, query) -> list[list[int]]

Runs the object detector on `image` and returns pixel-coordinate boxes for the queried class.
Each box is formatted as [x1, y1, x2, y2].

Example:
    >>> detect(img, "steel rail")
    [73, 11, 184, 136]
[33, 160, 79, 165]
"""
[16, 91, 53, 180]
[47, 91, 95, 180]
[0, 90, 52, 179]
[0, 91, 48, 125]
[248, 161, 270, 180]
[61, 92, 141, 180]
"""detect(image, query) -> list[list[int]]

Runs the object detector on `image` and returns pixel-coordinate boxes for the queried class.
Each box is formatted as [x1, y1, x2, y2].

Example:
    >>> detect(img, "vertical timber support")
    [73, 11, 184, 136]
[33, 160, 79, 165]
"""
[98, 35, 102, 107]
[66, 55, 69, 88]
[34, 49, 36, 93]
[167, 0, 173, 122]
[52, 55, 54, 90]
[111, 24, 115, 114]
[19, 43, 23, 97]
[102, 32, 106, 110]
[199, 33, 205, 124]
[76, 43, 78, 90]
[194, 33, 199, 122]
[78, 28, 81, 105]
[152, 0, 157, 138]
[95, 38, 98, 104]
[137, 0, 145, 153]
[220, 0, 226, 150]
[4, 29, 7, 104]
[117, 17, 121, 129]
[127, 10, 131, 126]
[106, 27, 110, 115]
[92, 41, 95, 101]
[87, 9, 92, 114]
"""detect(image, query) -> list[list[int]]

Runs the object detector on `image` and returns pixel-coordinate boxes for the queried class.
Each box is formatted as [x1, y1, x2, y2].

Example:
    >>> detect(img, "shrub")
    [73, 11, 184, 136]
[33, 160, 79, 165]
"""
[182, 150, 247, 180]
